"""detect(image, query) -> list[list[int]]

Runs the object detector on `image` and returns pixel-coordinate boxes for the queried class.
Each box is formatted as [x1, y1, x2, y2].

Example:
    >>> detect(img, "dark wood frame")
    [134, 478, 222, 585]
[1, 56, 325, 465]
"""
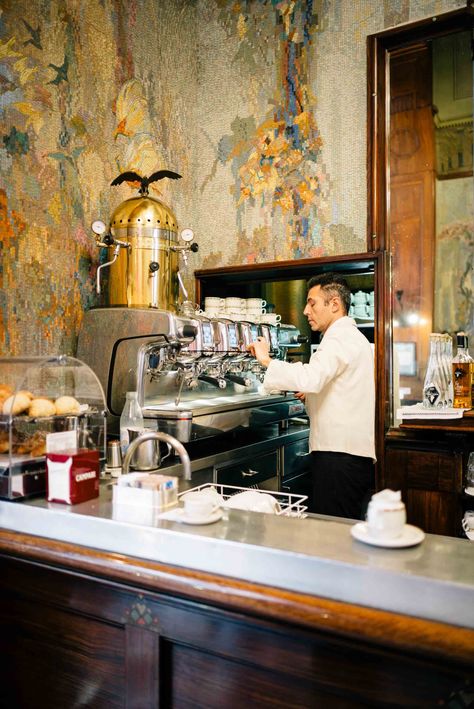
[367, 4, 474, 256]
[367, 4, 474, 435]
[367, 5, 474, 536]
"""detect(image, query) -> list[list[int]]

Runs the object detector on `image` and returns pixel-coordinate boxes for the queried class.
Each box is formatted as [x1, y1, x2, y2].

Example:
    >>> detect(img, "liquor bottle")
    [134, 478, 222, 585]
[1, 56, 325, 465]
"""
[423, 334, 443, 407]
[452, 333, 472, 409]
[120, 391, 144, 455]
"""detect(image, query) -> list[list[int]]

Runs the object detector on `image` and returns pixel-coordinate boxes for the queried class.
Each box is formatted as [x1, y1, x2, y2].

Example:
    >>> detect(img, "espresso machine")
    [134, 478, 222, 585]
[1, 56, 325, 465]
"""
[77, 172, 306, 442]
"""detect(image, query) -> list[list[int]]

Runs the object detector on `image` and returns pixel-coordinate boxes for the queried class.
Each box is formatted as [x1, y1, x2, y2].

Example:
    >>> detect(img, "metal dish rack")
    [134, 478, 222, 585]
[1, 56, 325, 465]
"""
[179, 483, 308, 518]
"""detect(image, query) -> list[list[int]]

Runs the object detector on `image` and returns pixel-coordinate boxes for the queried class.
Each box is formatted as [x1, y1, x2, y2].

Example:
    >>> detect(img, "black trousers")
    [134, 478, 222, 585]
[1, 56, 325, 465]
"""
[311, 451, 375, 520]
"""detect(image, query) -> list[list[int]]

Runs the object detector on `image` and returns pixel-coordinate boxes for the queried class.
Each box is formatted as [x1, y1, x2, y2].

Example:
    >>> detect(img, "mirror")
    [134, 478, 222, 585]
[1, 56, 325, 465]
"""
[369, 12, 473, 425]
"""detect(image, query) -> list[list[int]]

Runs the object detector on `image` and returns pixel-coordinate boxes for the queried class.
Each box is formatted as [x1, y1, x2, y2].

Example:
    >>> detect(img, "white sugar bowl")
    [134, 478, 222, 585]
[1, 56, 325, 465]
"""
[366, 489, 406, 540]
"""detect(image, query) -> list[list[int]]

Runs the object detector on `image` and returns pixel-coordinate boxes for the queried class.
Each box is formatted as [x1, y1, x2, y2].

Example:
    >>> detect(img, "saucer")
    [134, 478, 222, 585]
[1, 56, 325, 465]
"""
[176, 507, 223, 525]
[464, 487, 474, 497]
[351, 522, 425, 548]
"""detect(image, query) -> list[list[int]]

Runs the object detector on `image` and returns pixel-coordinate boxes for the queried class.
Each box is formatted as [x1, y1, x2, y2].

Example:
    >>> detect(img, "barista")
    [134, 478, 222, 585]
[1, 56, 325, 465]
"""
[248, 273, 375, 520]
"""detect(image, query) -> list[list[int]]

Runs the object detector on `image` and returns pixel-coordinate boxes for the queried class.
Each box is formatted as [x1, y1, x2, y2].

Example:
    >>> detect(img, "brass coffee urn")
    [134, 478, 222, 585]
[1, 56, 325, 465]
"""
[91, 170, 197, 310]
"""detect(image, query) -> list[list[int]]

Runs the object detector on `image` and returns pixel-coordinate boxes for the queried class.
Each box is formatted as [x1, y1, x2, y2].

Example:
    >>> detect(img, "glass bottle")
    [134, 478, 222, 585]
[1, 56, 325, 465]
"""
[439, 333, 453, 407]
[423, 334, 444, 408]
[120, 391, 144, 455]
[452, 333, 472, 409]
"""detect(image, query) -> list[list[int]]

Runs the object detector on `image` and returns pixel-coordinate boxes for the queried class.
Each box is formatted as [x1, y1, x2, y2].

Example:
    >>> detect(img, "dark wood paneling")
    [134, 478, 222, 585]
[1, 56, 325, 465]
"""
[0, 592, 125, 708]
[384, 442, 464, 535]
[126, 626, 160, 708]
[1, 547, 473, 709]
[166, 644, 366, 708]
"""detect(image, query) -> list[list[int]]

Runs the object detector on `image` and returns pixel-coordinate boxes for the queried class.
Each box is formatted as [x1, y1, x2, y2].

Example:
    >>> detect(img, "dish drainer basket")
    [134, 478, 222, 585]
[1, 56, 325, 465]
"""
[178, 483, 308, 518]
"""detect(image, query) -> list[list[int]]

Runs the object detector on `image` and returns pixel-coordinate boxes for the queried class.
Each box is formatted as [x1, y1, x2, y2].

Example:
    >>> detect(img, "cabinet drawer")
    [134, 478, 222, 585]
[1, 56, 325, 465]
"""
[215, 450, 279, 488]
[282, 438, 310, 480]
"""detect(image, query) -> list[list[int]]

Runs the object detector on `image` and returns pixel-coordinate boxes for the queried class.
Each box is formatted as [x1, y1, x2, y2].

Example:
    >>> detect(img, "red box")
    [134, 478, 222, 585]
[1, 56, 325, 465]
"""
[46, 448, 100, 504]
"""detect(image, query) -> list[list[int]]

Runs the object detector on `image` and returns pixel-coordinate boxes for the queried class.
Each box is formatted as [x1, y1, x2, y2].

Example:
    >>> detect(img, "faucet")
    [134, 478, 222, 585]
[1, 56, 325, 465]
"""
[122, 431, 191, 481]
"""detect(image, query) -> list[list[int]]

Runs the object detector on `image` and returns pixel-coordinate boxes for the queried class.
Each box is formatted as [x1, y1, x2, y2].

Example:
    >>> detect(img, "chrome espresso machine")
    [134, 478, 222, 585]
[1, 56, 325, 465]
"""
[77, 171, 307, 443]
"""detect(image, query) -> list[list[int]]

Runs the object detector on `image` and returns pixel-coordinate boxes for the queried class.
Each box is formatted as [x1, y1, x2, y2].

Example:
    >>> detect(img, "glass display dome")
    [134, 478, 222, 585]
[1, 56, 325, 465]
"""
[0, 355, 107, 499]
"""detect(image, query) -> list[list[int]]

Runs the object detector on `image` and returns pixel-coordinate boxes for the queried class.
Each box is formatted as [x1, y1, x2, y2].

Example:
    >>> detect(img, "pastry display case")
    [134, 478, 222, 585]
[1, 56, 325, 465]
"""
[0, 355, 107, 499]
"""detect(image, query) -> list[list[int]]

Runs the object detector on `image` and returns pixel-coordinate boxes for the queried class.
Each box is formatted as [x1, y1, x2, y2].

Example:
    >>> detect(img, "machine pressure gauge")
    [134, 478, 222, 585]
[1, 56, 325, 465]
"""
[91, 220, 107, 236]
[180, 227, 194, 242]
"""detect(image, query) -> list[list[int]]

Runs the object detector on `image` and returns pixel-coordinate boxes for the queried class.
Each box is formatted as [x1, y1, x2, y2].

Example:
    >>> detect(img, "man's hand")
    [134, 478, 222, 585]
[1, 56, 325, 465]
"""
[295, 391, 306, 402]
[247, 337, 271, 367]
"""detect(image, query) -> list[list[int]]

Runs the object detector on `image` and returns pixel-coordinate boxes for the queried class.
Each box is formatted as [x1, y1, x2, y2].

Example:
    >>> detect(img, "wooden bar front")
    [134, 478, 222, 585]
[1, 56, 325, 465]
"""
[0, 529, 472, 708]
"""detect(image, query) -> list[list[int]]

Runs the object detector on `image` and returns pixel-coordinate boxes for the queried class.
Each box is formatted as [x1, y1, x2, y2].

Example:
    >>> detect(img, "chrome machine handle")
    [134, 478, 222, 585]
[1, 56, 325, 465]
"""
[241, 469, 260, 477]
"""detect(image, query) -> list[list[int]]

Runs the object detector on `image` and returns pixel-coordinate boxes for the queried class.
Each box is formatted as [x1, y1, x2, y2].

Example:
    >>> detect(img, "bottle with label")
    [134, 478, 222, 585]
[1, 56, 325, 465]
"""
[423, 334, 444, 407]
[452, 333, 473, 409]
[120, 391, 144, 455]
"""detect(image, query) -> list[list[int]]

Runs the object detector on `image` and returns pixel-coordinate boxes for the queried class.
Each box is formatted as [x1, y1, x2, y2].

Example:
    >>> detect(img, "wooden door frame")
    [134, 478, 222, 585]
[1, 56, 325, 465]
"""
[367, 5, 474, 443]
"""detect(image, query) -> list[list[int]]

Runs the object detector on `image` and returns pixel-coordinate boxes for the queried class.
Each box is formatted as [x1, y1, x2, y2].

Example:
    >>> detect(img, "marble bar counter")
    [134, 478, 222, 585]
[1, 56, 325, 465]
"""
[1, 486, 474, 707]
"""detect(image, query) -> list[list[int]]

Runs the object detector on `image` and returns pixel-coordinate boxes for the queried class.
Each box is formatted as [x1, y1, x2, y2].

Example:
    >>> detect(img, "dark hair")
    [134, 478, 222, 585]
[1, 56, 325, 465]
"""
[307, 273, 351, 314]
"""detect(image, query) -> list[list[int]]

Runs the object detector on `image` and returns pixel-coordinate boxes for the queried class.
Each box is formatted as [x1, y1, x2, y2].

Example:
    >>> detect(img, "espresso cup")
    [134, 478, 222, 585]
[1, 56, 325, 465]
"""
[463, 510, 474, 530]
[205, 306, 221, 316]
[204, 297, 225, 309]
[353, 304, 368, 318]
[367, 494, 406, 540]
[260, 313, 281, 325]
[182, 491, 218, 520]
[246, 298, 267, 310]
[353, 291, 367, 305]
[225, 297, 246, 309]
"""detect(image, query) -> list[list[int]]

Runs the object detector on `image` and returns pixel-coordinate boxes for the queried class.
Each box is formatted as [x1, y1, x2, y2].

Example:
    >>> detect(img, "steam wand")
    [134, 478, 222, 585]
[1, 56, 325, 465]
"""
[95, 238, 130, 295]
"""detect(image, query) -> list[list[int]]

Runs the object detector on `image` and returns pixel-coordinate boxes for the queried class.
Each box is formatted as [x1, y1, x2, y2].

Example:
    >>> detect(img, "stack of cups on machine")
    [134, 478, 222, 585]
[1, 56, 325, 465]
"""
[348, 290, 375, 320]
[202, 297, 281, 326]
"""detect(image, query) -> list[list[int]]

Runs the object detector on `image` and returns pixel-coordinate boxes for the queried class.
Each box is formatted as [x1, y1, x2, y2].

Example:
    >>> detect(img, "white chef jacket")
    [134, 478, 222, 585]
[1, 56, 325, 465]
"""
[264, 316, 376, 460]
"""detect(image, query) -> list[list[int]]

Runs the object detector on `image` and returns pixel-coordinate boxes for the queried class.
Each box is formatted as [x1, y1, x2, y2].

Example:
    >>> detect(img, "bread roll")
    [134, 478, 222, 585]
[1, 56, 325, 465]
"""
[28, 398, 56, 418]
[54, 395, 81, 415]
[2, 392, 32, 416]
[17, 390, 33, 399]
[0, 385, 13, 406]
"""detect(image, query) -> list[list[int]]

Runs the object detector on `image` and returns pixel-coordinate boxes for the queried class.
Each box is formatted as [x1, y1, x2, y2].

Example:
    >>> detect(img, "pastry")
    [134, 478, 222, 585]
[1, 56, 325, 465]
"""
[28, 398, 56, 418]
[0, 385, 13, 407]
[15, 431, 47, 456]
[0, 431, 9, 454]
[2, 392, 32, 416]
[17, 390, 33, 399]
[54, 395, 81, 415]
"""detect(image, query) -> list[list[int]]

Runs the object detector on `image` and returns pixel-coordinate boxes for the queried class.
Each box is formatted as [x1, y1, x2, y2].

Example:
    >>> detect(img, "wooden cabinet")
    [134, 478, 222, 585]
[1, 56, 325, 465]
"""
[1, 532, 473, 708]
[383, 433, 465, 536]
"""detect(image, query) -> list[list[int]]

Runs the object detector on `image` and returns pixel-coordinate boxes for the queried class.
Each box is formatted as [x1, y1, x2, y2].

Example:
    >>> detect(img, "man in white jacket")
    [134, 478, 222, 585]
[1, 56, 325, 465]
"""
[249, 273, 375, 519]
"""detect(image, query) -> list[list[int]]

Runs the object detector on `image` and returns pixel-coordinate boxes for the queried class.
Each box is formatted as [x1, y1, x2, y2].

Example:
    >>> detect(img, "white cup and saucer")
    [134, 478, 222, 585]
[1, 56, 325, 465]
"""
[351, 489, 425, 547]
[462, 510, 474, 540]
[179, 488, 223, 524]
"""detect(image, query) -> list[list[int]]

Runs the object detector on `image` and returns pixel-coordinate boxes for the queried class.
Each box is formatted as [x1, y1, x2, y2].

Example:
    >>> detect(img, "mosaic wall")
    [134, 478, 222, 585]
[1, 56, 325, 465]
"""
[0, 0, 465, 356]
